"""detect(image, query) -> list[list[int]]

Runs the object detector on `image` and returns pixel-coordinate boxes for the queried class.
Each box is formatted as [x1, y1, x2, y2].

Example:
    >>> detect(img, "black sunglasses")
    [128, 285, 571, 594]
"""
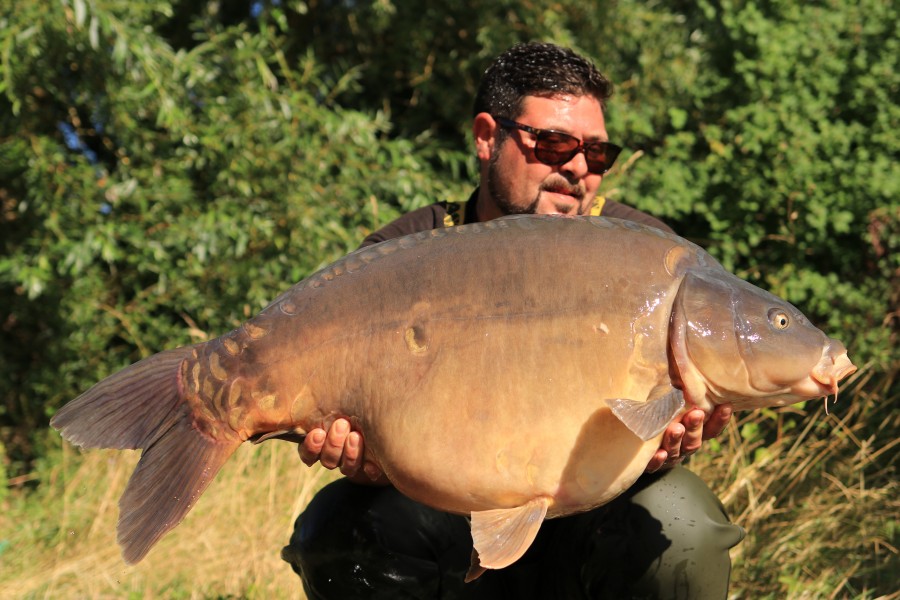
[493, 116, 623, 175]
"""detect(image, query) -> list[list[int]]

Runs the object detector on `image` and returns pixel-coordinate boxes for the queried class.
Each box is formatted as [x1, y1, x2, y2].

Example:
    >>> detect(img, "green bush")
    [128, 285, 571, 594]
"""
[0, 0, 471, 469]
[604, 0, 898, 369]
[1, 0, 896, 498]
[255, 0, 898, 364]
[1, 1, 896, 596]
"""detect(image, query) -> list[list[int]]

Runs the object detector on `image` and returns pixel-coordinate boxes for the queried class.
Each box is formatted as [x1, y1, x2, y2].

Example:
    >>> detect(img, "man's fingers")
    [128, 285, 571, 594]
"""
[645, 449, 669, 473]
[703, 403, 733, 440]
[363, 461, 385, 482]
[319, 419, 351, 469]
[680, 409, 705, 456]
[296, 419, 371, 478]
[339, 431, 364, 477]
[663, 422, 686, 460]
[645, 422, 685, 473]
[298, 428, 326, 466]
[644, 404, 733, 474]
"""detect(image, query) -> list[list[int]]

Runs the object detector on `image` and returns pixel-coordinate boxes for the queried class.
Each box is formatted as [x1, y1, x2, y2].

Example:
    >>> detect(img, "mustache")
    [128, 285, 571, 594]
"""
[540, 178, 585, 201]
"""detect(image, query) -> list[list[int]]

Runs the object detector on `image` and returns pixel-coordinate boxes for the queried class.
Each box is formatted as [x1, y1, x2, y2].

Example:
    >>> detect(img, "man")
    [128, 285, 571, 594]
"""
[282, 42, 742, 599]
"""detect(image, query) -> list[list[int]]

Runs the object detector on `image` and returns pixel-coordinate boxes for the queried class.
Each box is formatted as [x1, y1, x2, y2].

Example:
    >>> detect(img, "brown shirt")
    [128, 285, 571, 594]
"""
[360, 189, 674, 248]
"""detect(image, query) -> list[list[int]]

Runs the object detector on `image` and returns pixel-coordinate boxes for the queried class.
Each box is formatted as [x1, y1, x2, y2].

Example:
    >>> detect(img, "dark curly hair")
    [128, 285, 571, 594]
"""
[472, 42, 614, 120]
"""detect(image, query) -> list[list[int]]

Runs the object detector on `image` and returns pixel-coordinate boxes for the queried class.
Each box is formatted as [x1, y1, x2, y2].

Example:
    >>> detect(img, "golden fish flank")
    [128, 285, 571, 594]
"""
[50, 215, 856, 578]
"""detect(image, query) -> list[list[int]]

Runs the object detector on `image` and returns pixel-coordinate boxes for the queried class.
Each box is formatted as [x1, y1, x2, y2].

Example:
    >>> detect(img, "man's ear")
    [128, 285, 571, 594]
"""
[473, 112, 498, 162]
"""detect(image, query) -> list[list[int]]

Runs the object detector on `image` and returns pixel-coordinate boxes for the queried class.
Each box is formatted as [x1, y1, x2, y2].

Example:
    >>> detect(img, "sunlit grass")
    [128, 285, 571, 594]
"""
[1, 365, 896, 599]
[692, 363, 899, 599]
[0, 441, 338, 599]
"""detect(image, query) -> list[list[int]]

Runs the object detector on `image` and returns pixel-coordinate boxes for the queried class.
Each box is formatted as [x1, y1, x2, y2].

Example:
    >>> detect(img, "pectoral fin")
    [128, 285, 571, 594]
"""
[466, 496, 550, 582]
[606, 387, 685, 441]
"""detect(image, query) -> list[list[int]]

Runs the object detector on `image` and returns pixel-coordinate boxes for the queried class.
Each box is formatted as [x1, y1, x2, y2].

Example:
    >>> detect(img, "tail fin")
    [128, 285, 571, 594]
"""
[50, 346, 241, 564]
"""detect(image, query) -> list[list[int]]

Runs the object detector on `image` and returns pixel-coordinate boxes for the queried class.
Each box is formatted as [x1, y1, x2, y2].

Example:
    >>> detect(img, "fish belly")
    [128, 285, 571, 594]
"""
[357, 313, 666, 516]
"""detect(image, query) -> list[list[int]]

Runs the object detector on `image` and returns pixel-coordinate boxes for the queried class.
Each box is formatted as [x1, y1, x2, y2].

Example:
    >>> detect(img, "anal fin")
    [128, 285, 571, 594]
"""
[466, 496, 550, 582]
[606, 386, 685, 441]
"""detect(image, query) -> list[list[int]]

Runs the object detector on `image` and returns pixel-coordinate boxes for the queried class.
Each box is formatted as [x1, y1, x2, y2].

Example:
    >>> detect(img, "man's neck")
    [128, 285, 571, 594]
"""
[474, 187, 504, 223]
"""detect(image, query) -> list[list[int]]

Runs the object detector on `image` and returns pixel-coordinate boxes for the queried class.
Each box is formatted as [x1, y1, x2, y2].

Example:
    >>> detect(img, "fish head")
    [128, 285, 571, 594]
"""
[669, 269, 857, 411]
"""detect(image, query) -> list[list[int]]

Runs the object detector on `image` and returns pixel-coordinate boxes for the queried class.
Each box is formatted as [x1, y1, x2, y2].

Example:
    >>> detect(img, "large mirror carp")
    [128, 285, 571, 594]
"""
[51, 215, 856, 579]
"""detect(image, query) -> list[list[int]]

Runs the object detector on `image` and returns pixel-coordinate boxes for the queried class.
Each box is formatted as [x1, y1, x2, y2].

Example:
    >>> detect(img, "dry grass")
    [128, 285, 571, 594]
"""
[1, 365, 896, 599]
[692, 363, 899, 599]
[0, 441, 338, 599]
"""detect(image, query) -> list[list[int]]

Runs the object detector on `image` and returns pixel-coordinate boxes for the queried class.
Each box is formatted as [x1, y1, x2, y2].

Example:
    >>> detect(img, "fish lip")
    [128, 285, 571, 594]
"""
[833, 362, 858, 382]
[809, 350, 857, 396]
[782, 371, 843, 403]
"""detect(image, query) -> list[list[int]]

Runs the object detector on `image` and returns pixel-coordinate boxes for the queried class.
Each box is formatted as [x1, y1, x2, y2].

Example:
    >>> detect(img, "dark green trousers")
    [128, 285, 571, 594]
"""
[282, 467, 744, 599]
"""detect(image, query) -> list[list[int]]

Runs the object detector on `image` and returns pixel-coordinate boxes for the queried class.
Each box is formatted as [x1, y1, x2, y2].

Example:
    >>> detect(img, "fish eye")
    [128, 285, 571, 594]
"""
[768, 309, 790, 330]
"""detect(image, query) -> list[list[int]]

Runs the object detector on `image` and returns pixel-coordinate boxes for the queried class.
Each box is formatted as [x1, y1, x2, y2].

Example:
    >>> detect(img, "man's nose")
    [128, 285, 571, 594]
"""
[559, 148, 591, 180]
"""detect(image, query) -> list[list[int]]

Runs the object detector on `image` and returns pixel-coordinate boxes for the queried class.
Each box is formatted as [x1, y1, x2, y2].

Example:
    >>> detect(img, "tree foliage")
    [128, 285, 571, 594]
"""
[249, 0, 898, 365]
[1, 0, 896, 497]
[605, 0, 898, 371]
[0, 0, 472, 463]
[1, 0, 897, 596]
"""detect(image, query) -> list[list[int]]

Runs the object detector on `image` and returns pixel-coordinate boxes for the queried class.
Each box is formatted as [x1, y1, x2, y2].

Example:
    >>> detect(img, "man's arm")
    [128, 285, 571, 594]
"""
[358, 204, 449, 248]
[600, 198, 675, 233]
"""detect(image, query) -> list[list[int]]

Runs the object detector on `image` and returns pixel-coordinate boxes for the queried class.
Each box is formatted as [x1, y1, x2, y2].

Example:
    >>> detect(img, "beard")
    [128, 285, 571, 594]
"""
[486, 145, 586, 216]
[486, 146, 539, 215]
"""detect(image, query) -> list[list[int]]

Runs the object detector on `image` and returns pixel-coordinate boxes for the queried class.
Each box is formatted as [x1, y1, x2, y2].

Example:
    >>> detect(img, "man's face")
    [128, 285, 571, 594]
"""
[480, 94, 610, 218]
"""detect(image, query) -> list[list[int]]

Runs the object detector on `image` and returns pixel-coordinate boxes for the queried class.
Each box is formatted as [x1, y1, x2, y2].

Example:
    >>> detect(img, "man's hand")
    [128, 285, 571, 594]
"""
[298, 419, 388, 485]
[644, 403, 733, 473]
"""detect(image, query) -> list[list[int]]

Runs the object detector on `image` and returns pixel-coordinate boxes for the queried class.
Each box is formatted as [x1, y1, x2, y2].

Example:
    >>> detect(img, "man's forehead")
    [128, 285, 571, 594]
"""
[517, 94, 608, 138]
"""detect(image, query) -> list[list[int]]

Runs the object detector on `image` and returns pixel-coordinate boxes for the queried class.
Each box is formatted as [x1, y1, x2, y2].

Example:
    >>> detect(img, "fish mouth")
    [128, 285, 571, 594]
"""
[805, 343, 857, 398]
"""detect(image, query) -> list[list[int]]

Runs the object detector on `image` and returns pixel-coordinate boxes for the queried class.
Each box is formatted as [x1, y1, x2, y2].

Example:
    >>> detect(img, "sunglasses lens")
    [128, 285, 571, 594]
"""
[533, 131, 580, 166]
[584, 143, 621, 175]
[534, 132, 621, 174]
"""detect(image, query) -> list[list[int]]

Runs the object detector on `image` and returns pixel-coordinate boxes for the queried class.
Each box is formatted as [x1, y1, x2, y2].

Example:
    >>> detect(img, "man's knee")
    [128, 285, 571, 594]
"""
[609, 466, 745, 599]
[630, 466, 744, 554]
[282, 479, 472, 599]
